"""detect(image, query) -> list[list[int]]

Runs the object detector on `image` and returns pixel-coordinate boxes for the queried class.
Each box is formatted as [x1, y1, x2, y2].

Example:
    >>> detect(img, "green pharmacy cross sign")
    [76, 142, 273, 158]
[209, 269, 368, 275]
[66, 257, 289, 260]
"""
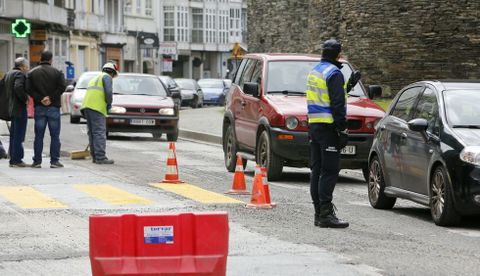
[11, 19, 31, 38]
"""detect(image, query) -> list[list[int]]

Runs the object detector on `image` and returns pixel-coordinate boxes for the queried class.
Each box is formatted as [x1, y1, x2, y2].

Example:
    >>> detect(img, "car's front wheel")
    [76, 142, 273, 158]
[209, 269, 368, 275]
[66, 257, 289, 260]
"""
[368, 155, 396, 209]
[190, 96, 199, 109]
[430, 166, 461, 226]
[223, 124, 238, 172]
[257, 130, 283, 181]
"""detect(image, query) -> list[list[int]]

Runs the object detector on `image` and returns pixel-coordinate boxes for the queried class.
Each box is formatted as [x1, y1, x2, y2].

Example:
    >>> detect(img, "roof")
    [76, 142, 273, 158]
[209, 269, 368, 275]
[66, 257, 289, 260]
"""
[414, 80, 480, 91]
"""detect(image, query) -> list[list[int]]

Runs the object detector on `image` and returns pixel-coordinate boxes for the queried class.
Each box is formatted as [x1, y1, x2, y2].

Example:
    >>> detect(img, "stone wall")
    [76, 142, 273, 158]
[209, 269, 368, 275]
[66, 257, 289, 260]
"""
[247, 0, 480, 96]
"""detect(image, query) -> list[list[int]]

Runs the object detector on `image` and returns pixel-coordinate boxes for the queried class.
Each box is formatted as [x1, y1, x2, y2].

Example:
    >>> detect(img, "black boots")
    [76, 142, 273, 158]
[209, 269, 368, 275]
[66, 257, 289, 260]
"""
[314, 202, 349, 228]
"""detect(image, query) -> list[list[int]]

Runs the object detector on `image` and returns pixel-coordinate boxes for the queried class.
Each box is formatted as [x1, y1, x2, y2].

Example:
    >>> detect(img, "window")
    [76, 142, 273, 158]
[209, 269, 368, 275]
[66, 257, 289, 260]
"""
[145, 0, 152, 16]
[136, 0, 141, 14]
[192, 8, 203, 43]
[54, 0, 63, 7]
[233, 59, 248, 85]
[176, 6, 188, 42]
[414, 87, 440, 135]
[230, 8, 241, 40]
[124, 0, 132, 14]
[47, 38, 53, 52]
[444, 89, 480, 126]
[54, 38, 60, 56]
[250, 61, 263, 85]
[239, 59, 256, 90]
[163, 6, 175, 41]
[391, 86, 423, 121]
[61, 39, 67, 57]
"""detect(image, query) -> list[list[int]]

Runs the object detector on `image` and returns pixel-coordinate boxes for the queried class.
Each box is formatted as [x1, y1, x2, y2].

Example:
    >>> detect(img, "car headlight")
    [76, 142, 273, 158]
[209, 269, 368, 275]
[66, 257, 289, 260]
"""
[285, 116, 299, 130]
[460, 146, 480, 166]
[159, 108, 174, 116]
[109, 106, 126, 114]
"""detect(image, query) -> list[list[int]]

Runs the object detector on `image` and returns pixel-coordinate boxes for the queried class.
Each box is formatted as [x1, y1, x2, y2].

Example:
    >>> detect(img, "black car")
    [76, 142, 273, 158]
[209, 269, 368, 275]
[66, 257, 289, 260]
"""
[368, 81, 480, 226]
[174, 78, 204, 108]
[158, 75, 181, 107]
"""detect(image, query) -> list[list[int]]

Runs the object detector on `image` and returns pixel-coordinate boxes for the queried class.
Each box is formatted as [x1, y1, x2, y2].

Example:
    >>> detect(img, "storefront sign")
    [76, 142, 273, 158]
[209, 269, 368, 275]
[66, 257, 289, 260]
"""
[139, 33, 159, 49]
[159, 42, 177, 56]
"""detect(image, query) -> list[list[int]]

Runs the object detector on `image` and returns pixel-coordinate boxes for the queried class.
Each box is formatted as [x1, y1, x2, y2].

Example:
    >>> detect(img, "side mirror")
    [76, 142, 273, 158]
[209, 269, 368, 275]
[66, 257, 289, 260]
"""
[408, 118, 428, 132]
[65, 85, 75, 93]
[368, 85, 382, 99]
[243, 82, 259, 97]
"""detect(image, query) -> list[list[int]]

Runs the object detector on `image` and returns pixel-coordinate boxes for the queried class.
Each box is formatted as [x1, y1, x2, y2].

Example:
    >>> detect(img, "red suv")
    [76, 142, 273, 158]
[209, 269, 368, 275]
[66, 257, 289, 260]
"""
[222, 53, 385, 181]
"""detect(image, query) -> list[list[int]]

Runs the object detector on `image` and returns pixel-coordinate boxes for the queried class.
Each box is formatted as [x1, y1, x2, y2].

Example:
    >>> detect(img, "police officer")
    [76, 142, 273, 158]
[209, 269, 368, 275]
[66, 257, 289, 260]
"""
[306, 39, 350, 228]
[81, 62, 117, 165]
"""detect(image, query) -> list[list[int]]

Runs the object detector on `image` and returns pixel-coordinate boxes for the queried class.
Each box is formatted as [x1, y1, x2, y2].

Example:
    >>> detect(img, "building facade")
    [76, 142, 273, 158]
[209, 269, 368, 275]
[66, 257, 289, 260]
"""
[0, 0, 247, 81]
[158, 0, 248, 79]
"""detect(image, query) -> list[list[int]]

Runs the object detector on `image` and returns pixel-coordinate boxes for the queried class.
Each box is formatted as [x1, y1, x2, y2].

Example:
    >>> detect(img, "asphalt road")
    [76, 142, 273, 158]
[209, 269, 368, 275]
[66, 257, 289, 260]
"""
[0, 112, 479, 275]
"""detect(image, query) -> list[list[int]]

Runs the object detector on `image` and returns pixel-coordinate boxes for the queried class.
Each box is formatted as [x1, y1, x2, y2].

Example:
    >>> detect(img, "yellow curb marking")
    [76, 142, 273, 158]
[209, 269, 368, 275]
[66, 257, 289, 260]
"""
[75, 184, 152, 205]
[0, 186, 67, 209]
[151, 183, 243, 204]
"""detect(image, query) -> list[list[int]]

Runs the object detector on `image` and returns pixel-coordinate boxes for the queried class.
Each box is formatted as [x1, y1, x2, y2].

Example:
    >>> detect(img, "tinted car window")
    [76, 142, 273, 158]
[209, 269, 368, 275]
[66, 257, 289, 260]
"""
[234, 59, 248, 85]
[391, 86, 423, 121]
[76, 73, 98, 88]
[444, 89, 480, 126]
[250, 61, 263, 85]
[414, 87, 440, 134]
[175, 79, 196, 90]
[267, 61, 317, 93]
[114, 76, 167, 96]
[239, 59, 256, 89]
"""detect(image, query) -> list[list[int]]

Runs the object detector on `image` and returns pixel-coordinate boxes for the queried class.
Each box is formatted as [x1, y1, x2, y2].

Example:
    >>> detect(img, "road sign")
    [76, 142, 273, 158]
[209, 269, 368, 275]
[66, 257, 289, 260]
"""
[11, 19, 31, 38]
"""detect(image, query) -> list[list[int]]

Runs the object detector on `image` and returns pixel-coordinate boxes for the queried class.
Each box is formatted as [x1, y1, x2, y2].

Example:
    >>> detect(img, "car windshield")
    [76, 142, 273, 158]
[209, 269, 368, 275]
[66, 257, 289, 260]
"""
[444, 90, 480, 127]
[76, 73, 98, 89]
[266, 61, 365, 96]
[113, 75, 167, 96]
[198, 79, 224, 88]
[175, 79, 196, 90]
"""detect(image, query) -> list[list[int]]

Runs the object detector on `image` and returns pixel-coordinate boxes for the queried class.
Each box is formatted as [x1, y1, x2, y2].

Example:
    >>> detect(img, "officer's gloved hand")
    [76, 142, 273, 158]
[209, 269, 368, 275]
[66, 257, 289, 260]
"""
[107, 104, 112, 112]
[346, 71, 361, 93]
[338, 129, 349, 150]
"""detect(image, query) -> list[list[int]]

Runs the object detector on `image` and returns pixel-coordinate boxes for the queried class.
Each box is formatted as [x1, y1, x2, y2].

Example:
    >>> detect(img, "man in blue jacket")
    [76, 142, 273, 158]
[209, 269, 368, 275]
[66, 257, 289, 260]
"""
[306, 39, 349, 228]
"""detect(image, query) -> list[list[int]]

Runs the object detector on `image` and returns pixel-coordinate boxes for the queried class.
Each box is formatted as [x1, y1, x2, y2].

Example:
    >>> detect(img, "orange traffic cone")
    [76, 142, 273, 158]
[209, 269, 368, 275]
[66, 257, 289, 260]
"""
[261, 167, 276, 207]
[162, 142, 184, 184]
[246, 164, 275, 209]
[226, 155, 250, 195]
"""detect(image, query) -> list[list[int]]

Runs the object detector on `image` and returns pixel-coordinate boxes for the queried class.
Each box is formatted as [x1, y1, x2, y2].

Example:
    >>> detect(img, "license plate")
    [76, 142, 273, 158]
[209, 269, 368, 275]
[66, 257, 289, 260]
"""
[341, 145, 356, 155]
[130, 119, 155, 126]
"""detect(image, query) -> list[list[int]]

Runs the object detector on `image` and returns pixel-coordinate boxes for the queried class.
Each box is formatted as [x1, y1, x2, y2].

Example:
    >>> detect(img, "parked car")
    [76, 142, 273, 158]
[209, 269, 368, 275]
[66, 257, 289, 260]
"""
[69, 71, 100, 123]
[222, 53, 385, 181]
[107, 73, 179, 141]
[174, 78, 204, 108]
[368, 80, 480, 226]
[159, 75, 182, 107]
[198, 78, 230, 105]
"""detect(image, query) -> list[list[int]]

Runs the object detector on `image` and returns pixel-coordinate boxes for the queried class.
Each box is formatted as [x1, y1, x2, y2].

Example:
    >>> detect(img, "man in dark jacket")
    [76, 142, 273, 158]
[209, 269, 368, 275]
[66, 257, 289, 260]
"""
[306, 39, 349, 228]
[26, 51, 66, 168]
[4, 57, 30, 167]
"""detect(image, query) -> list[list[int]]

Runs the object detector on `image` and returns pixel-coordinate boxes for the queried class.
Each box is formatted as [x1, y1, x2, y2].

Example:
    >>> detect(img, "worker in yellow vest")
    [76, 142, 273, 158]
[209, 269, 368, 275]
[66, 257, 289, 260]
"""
[81, 62, 118, 164]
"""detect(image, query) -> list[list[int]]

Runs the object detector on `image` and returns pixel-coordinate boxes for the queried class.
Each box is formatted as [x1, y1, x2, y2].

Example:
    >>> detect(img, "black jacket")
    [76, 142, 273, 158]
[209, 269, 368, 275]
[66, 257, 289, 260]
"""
[323, 58, 347, 131]
[26, 62, 66, 107]
[4, 68, 29, 118]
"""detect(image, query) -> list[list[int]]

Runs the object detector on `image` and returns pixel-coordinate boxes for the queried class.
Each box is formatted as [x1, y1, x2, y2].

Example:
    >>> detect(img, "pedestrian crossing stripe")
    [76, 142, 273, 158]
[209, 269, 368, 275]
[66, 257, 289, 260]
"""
[74, 184, 153, 205]
[0, 186, 67, 209]
[151, 183, 243, 204]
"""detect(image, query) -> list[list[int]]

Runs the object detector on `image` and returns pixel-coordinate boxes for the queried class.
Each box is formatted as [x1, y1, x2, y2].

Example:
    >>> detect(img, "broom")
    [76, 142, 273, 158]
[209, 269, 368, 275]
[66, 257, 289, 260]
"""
[71, 144, 90, 160]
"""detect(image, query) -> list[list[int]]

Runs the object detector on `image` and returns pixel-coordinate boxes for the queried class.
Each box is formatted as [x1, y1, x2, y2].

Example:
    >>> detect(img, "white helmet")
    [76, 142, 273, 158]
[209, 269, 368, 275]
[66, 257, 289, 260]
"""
[102, 62, 118, 75]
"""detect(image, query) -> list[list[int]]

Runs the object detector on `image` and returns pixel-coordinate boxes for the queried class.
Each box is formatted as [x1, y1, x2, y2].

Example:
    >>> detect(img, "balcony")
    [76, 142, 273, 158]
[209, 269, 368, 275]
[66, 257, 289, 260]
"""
[22, 0, 68, 26]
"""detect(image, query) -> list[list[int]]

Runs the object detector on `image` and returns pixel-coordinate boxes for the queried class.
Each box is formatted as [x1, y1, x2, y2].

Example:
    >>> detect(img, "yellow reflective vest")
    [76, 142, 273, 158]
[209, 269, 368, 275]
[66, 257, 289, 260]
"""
[81, 72, 109, 116]
[306, 61, 347, 124]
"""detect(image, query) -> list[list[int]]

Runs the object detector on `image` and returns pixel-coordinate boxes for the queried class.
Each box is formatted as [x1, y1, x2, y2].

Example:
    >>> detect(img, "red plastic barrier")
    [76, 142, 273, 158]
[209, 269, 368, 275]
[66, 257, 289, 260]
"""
[89, 212, 229, 276]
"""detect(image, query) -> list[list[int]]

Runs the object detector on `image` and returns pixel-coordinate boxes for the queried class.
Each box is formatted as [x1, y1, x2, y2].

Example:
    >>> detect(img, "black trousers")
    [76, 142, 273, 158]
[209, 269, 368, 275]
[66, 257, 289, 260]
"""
[309, 123, 341, 206]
